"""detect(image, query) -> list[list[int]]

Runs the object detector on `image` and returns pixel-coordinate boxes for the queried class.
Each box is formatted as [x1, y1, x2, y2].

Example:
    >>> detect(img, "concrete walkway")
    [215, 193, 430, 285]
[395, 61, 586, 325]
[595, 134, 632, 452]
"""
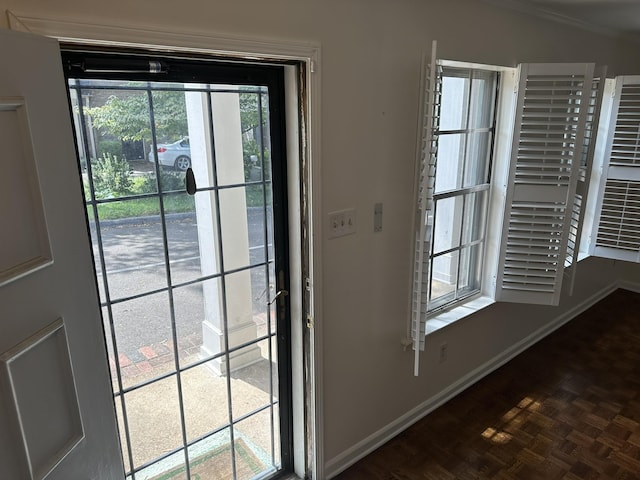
[109, 314, 279, 478]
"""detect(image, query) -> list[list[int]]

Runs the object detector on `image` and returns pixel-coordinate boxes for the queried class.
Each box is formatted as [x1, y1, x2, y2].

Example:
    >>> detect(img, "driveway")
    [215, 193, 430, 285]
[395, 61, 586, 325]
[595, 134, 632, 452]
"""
[89, 207, 274, 360]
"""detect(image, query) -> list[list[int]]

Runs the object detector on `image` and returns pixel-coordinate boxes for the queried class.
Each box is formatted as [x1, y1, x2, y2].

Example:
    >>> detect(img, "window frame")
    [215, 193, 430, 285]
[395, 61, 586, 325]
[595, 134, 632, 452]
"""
[427, 65, 500, 314]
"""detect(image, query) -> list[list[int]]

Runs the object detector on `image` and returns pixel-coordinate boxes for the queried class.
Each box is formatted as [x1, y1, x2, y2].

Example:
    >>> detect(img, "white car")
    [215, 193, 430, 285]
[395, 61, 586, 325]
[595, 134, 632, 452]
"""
[149, 137, 191, 171]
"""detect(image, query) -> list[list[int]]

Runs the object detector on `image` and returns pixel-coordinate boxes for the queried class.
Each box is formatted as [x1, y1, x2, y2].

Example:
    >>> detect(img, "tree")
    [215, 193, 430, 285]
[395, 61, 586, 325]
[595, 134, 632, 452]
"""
[85, 90, 188, 143]
[239, 90, 268, 135]
[85, 88, 270, 176]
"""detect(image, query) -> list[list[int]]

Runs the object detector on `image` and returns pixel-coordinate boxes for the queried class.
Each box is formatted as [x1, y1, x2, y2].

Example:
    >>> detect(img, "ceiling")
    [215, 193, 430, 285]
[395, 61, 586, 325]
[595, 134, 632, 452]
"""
[486, 0, 640, 41]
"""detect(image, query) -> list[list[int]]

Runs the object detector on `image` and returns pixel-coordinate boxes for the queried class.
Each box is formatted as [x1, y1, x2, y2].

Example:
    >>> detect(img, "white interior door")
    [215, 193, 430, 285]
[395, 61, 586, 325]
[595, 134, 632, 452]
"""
[0, 28, 123, 479]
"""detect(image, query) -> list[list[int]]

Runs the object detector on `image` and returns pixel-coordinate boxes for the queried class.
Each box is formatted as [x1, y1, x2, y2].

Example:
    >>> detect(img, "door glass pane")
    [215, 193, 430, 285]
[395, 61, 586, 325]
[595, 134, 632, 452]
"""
[114, 400, 132, 474]
[96, 200, 166, 301]
[187, 429, 233, 480]
[111, 292, 175, 390]
[102, 305, 118, 392]
[224, 269, 259, 352]
[181, 359, 230, 442]
[219, 186, 253, 272]
[241, 88, 271, 183]
[247, 184, 269, 266]
[173, 279, 214, 370]
[125, 375, 183, 469]
[150, 89, 189, 171]
[234, 409, 277, 475]
[131, 450, 188, 480]
[230, 339, 273, 421]
[164, 196, 202, 286]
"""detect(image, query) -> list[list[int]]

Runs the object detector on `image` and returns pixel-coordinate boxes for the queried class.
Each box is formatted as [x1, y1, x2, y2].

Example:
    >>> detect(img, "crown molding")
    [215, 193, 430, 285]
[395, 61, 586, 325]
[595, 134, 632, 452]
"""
[480, 0, 640, 44]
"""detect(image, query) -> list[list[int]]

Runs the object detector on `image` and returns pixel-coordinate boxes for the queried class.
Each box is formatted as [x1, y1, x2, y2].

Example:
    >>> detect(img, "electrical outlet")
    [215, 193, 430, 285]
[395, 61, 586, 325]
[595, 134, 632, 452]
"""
[439, 342, 448, 363]
[328, 209, 356, 238]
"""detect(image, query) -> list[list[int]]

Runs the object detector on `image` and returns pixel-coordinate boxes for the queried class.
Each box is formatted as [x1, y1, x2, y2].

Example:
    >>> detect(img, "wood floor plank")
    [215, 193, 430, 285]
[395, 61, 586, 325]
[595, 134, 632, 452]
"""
[334, 289, 640, 480]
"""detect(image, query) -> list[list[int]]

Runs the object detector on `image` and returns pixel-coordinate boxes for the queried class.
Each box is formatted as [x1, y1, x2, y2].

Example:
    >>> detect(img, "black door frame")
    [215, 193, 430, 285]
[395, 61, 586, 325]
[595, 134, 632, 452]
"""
[62, 47, 294, 478]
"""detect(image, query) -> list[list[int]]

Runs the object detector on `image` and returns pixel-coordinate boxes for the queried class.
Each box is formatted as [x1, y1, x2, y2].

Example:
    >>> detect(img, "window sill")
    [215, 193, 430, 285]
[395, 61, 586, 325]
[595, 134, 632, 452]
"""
[577, 251, 590, 262]
[426, 295, 495, 335]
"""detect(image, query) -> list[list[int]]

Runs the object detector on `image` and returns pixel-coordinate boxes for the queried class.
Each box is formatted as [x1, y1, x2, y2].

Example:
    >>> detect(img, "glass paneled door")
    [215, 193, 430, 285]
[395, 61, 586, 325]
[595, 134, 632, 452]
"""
[63, 51, 292, 480]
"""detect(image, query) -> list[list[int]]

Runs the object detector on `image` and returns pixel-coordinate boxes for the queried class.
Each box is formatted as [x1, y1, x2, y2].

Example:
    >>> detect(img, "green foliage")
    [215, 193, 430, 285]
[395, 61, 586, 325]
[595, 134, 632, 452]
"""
[85, 90, 187, 143]
[85, 88, 272, 191]
[158, 171, 186, 192]
[85, 90, 270, 181]
[239, 92, 270, 181]
[130, 175, 154, 194]
[98, 140, 122, 158]
[86, 194, 195, 221]
[243, 138, 272, 181]
[239, 91, 268, 135]
[91, 153, 132, 199]
[131, 172, 185, 194]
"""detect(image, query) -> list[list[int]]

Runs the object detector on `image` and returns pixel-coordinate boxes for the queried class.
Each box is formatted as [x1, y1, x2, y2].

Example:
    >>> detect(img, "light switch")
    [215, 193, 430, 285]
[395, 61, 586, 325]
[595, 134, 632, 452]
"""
[328, 209, 356, 238]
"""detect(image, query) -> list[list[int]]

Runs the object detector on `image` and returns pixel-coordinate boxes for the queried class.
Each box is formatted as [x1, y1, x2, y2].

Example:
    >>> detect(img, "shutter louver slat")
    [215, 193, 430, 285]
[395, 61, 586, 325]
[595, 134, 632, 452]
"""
[564, 68, 605, 294]
[496, 63, 594, 305]
[608, 79, 640, 167]
[594, 76, 640, 263]
[410, 41, 439, 375]
[596, 180, 640, 252]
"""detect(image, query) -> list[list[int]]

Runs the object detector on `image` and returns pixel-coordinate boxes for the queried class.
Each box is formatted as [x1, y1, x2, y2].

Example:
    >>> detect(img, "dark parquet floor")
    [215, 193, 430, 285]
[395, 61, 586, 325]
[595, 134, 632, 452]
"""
[335, 288, 640, 479]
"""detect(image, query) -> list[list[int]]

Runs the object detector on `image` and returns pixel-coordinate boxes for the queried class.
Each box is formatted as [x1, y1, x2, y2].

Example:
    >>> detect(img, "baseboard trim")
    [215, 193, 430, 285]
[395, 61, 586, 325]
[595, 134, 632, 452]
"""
[619, 280, 640, 293]
[325, 282, 620, 479]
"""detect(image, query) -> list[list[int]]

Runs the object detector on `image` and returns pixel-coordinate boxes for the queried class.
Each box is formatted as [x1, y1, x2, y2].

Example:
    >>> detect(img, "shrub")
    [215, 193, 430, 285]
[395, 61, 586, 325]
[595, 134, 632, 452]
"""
[159, 171, 186, 192]
[131, 171, 186, 195]
[91, 153, 132, 199]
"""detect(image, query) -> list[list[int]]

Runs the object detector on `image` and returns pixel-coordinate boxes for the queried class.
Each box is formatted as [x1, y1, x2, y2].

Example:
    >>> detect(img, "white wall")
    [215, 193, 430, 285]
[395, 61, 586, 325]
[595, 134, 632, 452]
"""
[3, 0, 640, 476]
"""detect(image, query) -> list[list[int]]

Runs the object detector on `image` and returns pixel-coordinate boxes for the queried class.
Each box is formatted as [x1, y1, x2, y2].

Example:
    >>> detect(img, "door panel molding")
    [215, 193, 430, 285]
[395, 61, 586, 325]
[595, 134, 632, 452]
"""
[0, 97, 52, 287]
[0, 318, 84, 480]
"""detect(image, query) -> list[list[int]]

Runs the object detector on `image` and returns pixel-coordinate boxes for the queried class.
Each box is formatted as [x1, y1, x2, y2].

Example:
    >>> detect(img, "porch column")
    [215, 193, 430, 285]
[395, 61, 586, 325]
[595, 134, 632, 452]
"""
[186, 88, 261, 375]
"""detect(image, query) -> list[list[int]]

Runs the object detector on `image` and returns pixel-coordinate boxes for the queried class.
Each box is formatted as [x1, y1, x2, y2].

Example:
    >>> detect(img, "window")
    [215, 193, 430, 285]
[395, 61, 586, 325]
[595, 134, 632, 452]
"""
[428, 67, 499, 312]
[411, 53, 599, 374]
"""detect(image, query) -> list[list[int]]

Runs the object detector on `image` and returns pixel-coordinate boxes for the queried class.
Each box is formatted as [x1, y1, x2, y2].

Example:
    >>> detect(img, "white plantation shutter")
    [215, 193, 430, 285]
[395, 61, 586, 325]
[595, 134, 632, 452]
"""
[564, 67, 606, 294]
[411, 41, 440, 375]
[496, 63, 594, 306]
[593, 76, 640, 262]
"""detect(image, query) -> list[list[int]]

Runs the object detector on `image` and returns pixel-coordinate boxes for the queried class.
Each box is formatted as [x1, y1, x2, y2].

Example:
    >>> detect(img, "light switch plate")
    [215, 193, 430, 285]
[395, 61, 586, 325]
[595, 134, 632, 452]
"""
[328, 209, 356, 238]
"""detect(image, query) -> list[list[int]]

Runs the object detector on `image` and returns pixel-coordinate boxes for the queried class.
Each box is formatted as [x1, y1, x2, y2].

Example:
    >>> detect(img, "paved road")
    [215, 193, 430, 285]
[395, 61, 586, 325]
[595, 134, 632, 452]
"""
[89, 208, 274, 358]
